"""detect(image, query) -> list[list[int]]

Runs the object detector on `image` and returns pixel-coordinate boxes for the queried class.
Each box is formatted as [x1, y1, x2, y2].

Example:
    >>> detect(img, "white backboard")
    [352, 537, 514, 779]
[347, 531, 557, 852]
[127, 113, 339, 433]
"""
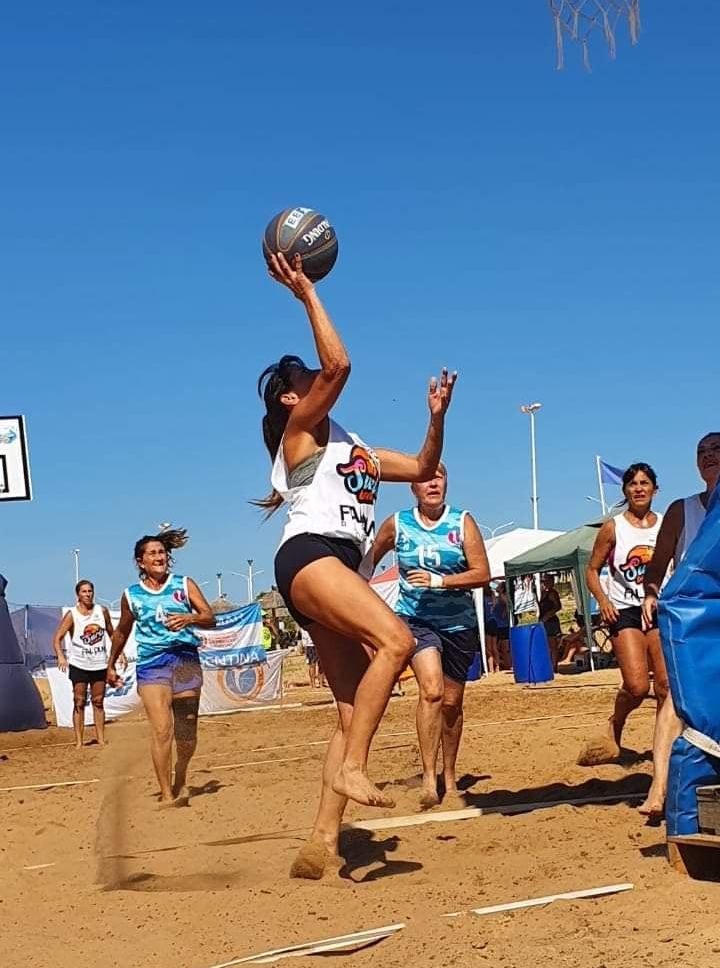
[0, 415, 32, 502]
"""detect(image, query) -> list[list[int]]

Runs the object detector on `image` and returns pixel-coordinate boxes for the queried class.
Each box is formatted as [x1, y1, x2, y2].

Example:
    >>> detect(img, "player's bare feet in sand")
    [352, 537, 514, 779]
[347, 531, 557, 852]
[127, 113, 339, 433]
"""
[577, 718, 621, 766]
[419, 783, 440, 810]
[290, 839, 345, 880]
[332, 765, 395, 808]
[157, 792, 189, 809]
[638, 785, 665, 819]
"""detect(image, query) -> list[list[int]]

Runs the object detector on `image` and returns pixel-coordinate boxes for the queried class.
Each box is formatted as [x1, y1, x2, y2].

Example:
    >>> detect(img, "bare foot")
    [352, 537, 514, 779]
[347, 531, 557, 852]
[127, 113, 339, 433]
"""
[332, 765, 395, 808]
[577, 732, 620, 766]
[419, 785, 440, 810]
[290, 841, 344, 880]
[157, 793, 189, 810]
[638, 789, 665, 818]
[74, 742, 83, 750]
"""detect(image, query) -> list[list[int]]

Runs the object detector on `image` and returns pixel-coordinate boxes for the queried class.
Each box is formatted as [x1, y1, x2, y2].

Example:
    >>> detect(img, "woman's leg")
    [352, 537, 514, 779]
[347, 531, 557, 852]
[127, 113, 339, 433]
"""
[638, 628, 676, 814]
[72, 680, 87, 749]
[290, 625, 371, 879]
[289, 557, 415, 807]
[441, 677, 466, 796]
[410, 647, 445, 809]
[171, 690, 201, 799]
[89, 678, 107, 747]
[486, 635, 497, 673]
[548, 635, 560, 671]
[578, 628, 651, 766]
[137, 683, 175, 803]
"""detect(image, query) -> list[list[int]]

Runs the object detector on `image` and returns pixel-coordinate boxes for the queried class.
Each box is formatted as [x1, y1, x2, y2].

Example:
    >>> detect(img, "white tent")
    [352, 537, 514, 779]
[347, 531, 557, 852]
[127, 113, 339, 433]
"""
[370, 528, 565, 675]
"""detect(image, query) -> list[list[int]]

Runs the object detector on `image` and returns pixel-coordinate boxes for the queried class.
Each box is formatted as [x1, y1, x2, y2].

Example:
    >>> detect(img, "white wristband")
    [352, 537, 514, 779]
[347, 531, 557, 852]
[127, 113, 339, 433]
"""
[429, 573, 444, 589]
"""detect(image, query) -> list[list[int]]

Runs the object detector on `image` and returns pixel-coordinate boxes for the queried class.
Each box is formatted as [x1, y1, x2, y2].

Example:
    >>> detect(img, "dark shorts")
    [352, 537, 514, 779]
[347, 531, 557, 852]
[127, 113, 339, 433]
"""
[305, 645, 318, 665]
[543, 617, 562, 638]
[405, 619, 481, 684]
[275, 533, 363, 629]
[136, 649, 203, 695]
[609, 605, 658, 637]
[485, 619, 498, 636]
[495, 626, 510, 641]
[69, 665, 107, 686]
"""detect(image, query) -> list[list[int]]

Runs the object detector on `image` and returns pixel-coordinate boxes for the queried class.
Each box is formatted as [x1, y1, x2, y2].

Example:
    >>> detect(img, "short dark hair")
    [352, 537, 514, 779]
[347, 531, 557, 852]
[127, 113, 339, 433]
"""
[622, 462, 658, 491]
[75, 579, 94, 595]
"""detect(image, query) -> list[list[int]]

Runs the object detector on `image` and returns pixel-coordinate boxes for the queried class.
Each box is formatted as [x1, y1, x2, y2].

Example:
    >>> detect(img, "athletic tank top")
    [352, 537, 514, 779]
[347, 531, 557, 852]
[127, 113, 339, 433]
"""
[678, 494, 706, 563]
[271, 419, 380, 577]
[608, 511, 663, 609]
[394, 506, 478, 632]
[124, 574, 198, 665]
[68, 605, 110, 671]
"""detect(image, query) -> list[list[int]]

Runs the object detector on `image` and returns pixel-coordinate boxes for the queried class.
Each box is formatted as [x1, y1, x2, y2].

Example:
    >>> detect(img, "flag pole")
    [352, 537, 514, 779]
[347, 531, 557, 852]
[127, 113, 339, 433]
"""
[596, 456, 607, 516]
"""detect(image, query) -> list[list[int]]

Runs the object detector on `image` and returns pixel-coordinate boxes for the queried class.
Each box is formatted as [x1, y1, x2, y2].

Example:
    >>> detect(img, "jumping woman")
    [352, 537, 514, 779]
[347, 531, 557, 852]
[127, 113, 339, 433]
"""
[579, 463, 666, 768]
[373, 463, 489, 809]
[259, 252, 456, 877]
[106, 529, 215, 806]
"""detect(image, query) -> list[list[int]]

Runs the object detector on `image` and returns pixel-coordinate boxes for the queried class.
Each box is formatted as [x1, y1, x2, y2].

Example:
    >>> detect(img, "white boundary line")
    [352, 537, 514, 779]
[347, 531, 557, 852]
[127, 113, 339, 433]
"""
[208, 923, 406, 966]
[445, 882, 634, 917]
[0, 778, 99, 793]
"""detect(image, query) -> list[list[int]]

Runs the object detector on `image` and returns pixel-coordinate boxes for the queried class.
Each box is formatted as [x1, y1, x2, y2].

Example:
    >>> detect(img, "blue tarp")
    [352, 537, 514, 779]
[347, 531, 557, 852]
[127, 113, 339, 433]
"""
[0, 575, 47, 732]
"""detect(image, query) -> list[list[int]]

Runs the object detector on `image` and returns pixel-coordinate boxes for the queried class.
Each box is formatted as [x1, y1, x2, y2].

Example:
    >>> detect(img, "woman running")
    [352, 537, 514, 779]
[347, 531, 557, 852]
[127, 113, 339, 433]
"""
[259, 252, 456, 877]
[373, 464, 489, 809]
[538, 574, 563, 670]
[638, 432, 720, 816]
[579, 463, 665, 767]
[106, 529, 215, 806]
[52, 580, 115, 748]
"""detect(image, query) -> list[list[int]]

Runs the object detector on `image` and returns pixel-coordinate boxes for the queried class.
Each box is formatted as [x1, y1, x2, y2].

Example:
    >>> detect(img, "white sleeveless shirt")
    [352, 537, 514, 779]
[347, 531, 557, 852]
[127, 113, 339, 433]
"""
[678, 494, 706, 563]
[271, 419, 380, 577]
[68, 604, 110, 671]
[608, 511, 663, 609]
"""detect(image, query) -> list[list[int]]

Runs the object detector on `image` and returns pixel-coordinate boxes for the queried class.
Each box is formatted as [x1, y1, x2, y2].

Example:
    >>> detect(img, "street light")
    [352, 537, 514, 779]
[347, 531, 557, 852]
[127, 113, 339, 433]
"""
[232, 559, 264, 604]
[478, 520, 515, 538]
[520, 403, 542, 529]
[72, 549, 80, 584]
[216, 572, 224, 599]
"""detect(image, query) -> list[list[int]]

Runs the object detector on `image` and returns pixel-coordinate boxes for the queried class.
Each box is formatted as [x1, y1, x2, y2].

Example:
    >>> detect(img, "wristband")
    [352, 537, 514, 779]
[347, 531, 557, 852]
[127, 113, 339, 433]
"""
[429, 573, 444, 589]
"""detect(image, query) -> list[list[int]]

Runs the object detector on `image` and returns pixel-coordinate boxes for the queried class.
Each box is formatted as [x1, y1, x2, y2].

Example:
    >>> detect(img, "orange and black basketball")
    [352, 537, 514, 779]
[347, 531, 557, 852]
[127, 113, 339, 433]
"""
[262, 207, 338, 282]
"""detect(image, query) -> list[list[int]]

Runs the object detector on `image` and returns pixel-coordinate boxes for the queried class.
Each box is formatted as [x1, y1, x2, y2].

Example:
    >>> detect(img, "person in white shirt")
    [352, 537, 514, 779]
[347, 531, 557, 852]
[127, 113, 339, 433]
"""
[257, 251, 456, 878]
[581, 463, 665, 767]
[52, 580, 115, 749]
[638, 432, 720, 817]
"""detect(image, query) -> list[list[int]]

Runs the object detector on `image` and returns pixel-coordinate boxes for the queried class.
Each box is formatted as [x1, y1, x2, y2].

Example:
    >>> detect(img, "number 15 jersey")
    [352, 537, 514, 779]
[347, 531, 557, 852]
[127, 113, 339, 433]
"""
[394, 506, 478, 632]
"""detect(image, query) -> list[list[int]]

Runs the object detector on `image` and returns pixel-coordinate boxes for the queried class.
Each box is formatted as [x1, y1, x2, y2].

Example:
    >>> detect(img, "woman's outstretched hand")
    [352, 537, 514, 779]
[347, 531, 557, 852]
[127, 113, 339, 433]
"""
[267, 251, 315, 302]
[428, 368, 458, 418]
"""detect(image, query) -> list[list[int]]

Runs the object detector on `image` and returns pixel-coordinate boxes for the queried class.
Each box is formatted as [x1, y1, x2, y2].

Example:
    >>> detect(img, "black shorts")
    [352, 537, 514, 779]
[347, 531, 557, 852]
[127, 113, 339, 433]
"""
[69, 665, 107, 686]
[609, 605, 658, 637]
[543, 617, 562, 638]
[405, 618, 480, 684]
[485, 619, 498, 636]
[275, 533, 363, 629]
[495, 626, 510, 641]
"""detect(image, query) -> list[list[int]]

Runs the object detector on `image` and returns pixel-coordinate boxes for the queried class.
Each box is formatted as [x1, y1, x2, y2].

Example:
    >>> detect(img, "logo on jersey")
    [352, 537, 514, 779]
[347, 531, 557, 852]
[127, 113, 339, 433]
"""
[80, 623, 105, 647]
[336, 445, 380, 505]
[447, 528, 461, 546]
[172, 589, 187, 604]
[619, 545, 654, 587]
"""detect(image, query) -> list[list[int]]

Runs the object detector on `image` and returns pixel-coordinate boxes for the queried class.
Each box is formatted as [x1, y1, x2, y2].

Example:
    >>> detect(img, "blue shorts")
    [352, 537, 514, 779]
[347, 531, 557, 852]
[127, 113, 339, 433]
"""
[136, 649, 203, 695]
[404, 619, 480, 684]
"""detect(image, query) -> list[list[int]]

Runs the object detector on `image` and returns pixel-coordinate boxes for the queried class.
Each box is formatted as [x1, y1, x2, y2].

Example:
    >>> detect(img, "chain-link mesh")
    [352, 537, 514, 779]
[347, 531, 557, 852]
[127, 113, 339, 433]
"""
[549, 0, 641, 70]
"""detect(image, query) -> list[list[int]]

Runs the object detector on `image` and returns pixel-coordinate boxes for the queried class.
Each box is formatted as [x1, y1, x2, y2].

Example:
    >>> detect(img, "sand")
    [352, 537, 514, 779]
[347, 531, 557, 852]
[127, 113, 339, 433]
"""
[3, 669, 720, 968]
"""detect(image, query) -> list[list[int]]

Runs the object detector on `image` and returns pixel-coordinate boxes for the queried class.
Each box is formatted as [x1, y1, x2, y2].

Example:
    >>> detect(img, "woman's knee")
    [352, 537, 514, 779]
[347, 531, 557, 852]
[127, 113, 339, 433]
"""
[376, 621, 415, 664]
[91, 697, 104, 711]
[419, 680, 444, 704]
[622, 677, 650, 700]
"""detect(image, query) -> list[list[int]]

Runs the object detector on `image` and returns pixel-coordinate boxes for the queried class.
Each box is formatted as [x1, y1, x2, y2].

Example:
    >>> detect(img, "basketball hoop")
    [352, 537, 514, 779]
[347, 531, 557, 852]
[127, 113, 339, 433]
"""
[548, 0, 641, 71]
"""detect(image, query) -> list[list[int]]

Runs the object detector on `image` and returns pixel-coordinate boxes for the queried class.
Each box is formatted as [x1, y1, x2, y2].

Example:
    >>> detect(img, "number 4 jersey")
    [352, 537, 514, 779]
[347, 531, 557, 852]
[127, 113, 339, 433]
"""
[394, 506, 478, 632]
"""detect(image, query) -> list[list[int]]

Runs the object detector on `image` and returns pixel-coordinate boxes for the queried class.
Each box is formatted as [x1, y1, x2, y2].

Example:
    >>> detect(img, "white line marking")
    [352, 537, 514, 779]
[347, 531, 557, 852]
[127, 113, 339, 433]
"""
[444, 883, 634, 917]
[0, 779, 99, 793]
[207, 923, 406, 966]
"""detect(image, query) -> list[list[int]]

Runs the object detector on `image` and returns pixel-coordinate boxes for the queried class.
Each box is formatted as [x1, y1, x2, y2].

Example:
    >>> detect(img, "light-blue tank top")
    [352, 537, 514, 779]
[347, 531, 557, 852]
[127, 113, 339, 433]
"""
[124, 574, 199, 665]
[394, 506, 478, 632]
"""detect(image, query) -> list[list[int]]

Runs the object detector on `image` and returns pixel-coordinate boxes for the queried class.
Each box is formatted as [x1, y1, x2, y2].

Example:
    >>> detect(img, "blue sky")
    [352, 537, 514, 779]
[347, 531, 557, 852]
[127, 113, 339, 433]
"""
[3, 2, 719, 606]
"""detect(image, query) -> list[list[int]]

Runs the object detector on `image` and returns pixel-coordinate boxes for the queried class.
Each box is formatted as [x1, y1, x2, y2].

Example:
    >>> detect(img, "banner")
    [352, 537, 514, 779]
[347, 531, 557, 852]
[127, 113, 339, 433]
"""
[46, 603, 283, 727]
[199, 652, 284, 714]
[47, 663, 142, 728]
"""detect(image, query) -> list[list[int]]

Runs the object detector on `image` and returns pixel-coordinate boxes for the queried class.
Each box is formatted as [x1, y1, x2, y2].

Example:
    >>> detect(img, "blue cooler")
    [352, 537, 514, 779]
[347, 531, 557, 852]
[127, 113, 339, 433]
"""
[510, 623, 554, 684]
[466, 651, 483, 681]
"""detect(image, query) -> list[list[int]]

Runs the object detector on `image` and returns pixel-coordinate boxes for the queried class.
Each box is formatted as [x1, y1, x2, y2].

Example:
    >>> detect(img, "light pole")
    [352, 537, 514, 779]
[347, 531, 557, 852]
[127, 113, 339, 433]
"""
[216, 572, 224, 599]
[232, 559, 264, 604]
[72, 549, 80, 584]
[478, 520, 515, 539]
[520, 403, 542, 529]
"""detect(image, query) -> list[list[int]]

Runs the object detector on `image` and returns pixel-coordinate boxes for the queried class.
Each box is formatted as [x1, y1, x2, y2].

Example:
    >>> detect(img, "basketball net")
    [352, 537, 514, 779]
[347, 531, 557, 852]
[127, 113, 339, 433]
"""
[548, 0, 641, 70]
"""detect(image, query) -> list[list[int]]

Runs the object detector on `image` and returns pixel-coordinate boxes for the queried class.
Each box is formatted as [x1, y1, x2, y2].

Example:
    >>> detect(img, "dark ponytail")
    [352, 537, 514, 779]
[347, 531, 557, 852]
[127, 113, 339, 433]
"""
[134, 528, 188, 577]
[253, 355, 308, 516]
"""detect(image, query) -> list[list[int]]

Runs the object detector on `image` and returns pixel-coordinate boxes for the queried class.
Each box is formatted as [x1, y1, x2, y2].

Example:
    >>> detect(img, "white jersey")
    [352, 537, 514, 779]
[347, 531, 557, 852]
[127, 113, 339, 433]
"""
[678, 494, 706, 563]
[68, 605, 110, 671]
[608, 511, 663, 609]
[271, 419, 380, 576]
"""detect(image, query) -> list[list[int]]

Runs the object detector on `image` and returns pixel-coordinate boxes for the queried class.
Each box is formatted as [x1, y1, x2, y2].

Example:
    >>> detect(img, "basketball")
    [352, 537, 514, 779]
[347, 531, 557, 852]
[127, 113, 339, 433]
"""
[262, 207, 338, 282]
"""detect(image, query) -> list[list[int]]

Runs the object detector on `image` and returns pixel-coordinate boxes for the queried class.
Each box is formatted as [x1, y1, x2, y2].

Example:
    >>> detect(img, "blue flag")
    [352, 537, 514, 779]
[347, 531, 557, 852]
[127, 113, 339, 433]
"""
[599, 459, 624, 486]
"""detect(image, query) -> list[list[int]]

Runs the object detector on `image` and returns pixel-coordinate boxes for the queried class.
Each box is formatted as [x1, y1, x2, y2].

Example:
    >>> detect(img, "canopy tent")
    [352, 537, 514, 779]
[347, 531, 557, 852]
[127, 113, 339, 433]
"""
[0, 575, 46, 732]
[504, 522, 602, 669]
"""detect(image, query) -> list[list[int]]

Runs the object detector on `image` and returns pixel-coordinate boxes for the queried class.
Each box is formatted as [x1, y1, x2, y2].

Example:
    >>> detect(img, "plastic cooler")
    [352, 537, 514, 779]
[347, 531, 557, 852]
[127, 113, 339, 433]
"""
[510, 623, 554, 684]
